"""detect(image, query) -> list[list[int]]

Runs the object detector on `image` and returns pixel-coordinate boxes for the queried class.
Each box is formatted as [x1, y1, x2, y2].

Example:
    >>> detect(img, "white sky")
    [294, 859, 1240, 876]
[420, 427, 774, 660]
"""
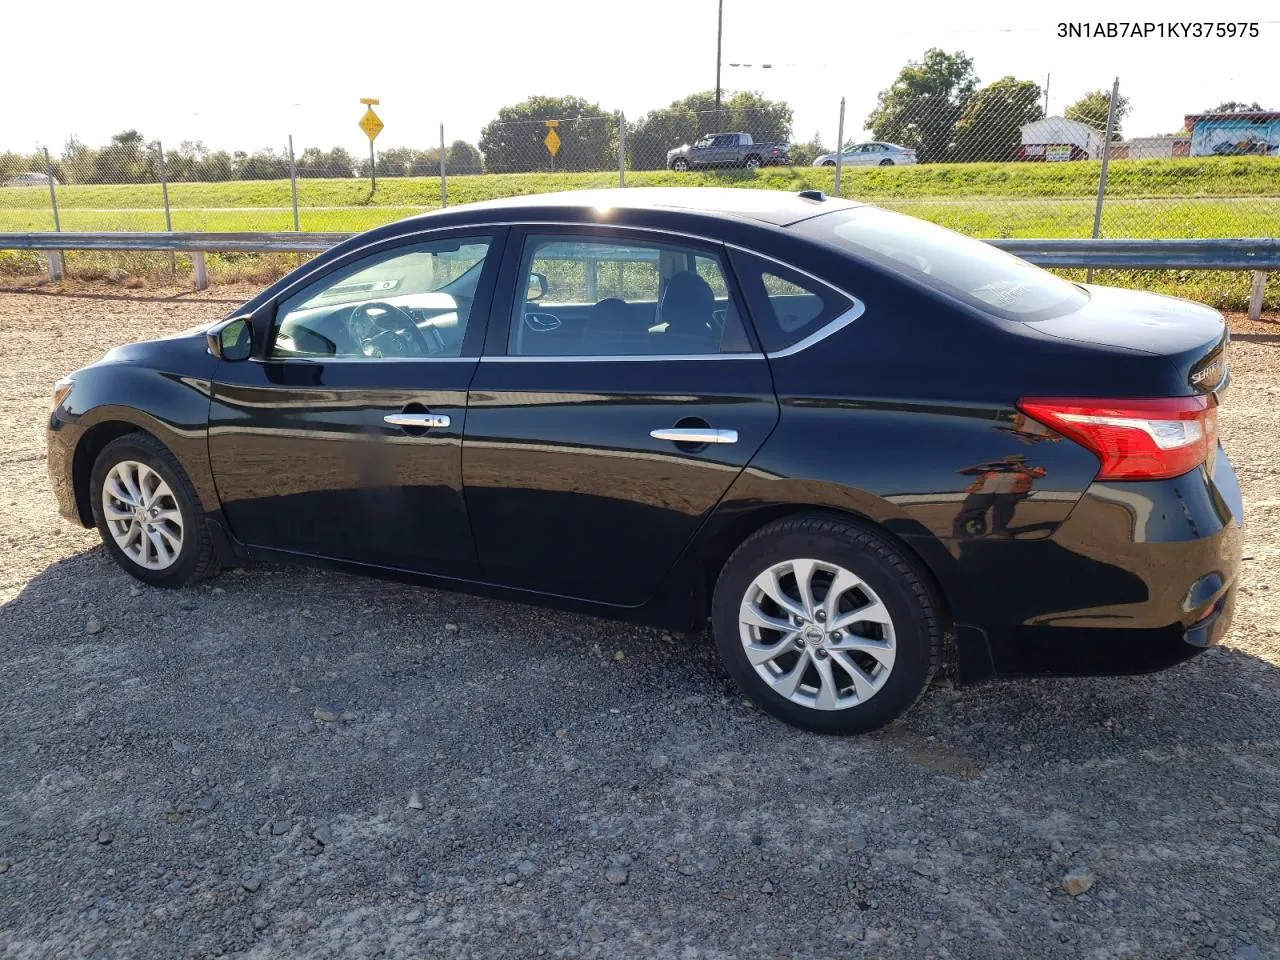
[2, 0, 1277, 156]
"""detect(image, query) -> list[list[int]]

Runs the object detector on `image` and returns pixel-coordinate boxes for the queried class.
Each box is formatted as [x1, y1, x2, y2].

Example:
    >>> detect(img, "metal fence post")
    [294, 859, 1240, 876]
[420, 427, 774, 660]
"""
[439, 124, 447, 208]
[1248, 271, 1267, 321]
[156, 140, 176, 275]
[43, 147, 64, 281]
[192, 252, 208, 291]
[287, 135, 300, 232]
[834, 97, 846, 198]
[1088, 77, 1120, 281]
[618, 112, 626, 187]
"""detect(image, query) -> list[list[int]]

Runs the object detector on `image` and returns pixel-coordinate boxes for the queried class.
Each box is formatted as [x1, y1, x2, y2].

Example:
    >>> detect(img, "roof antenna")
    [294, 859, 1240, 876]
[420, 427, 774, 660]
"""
[797, 189, 826, 201]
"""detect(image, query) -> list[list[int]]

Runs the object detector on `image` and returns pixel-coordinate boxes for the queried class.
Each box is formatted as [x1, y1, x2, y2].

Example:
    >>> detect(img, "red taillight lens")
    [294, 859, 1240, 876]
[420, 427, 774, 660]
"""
[1016, 396, 1218, 481]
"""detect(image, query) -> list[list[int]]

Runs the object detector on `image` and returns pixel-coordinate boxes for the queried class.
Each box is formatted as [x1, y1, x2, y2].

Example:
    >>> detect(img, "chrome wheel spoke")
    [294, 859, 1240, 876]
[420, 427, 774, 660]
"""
[769, 651, 810, 699]
[755, 568, 805, 620]
[828, 634, 896, 670]
[744, 630, 801, 666]
[103, 502, 134, 522]
[790, 558, 820, 619]
[810, 654, 841, 711]
[830, 598, 892, 633]
[830, 650, 878, 702]
[740, 601, 794, 634]
[106, 477, 137, 507]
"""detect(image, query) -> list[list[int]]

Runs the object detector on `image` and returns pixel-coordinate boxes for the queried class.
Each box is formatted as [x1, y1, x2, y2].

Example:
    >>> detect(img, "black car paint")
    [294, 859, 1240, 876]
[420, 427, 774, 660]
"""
[47, 190, 1242, 682]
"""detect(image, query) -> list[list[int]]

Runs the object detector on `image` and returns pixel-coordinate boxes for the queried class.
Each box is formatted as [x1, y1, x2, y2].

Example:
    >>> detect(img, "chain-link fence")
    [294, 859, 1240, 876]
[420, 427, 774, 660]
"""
[2, 80, 1277, 297]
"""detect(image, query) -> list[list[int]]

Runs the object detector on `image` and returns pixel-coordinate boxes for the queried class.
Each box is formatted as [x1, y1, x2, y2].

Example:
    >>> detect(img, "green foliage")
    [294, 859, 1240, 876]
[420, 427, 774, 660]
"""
[953, 76, 1043, 162]
[627, 91, 793, 169]
[296, 147, 357, 179]
[1064, 90, 1131, 138]
[788, 132, 828, 167]
[446, 140, 483, 175]
[1205, 101, 1266, 113]
[866, 49, 978, 163]
[478, 95, 615, 173]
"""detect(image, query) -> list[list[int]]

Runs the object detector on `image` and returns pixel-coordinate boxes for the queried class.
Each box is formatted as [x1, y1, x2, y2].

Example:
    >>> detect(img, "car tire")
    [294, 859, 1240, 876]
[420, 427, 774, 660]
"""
[822, 160, 836, 167]
[744, 155, 761, 170]
[672, 158, 689, 172]
[711, 514, 941, 734]
[879, 159, 894, 166]
[90, 432, 219, 588]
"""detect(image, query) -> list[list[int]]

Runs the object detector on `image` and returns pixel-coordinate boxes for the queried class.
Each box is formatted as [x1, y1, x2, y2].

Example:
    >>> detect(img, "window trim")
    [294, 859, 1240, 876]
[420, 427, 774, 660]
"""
[487, 225, 762, 362]
[729, 248, 865, 357]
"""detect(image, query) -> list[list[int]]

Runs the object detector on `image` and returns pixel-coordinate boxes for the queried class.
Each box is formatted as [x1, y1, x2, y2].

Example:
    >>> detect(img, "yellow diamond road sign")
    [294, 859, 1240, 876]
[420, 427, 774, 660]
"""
[359, 107, 384, 141]
[544, 128, 561, 157]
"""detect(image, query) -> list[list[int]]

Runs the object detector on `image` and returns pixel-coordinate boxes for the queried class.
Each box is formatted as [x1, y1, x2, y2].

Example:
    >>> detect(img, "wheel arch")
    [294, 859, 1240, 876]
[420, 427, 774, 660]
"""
[696, 502, 957, 643]
[71, 420, 159, 527]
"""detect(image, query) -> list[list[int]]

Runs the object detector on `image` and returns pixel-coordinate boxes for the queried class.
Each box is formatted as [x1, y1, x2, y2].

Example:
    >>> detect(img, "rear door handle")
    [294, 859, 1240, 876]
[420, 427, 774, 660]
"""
[384, 413, 451, 429]
[650, 427, 738, 444]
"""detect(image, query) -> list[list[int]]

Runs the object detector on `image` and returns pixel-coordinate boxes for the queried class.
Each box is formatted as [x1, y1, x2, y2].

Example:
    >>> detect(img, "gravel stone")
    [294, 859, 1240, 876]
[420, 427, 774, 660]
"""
[1062, 867, 1097, 896]
[312, 708, 341, 723]
[605, 866, 629, 885]
[84, 617, 103, 635]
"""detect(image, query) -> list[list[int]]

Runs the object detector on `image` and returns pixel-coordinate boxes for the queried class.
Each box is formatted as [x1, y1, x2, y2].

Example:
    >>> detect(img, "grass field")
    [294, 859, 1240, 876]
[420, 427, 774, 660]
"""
[1, 156, 1276, 308]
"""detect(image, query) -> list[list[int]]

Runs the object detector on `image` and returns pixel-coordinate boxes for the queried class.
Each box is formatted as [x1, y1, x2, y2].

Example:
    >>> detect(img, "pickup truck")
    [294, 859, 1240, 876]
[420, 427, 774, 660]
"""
[666, 132, 790, 171]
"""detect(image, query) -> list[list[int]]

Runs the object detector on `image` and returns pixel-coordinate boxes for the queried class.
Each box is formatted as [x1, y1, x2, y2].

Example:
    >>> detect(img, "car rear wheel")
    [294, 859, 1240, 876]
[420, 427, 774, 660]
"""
[90, 433, 219, 587]
[879, 159, 894, 166]
[821, 160, 836, 167]
[672, 158, 689, 172]
[712, 515, 940, 734]
[744, 155, 761, 170]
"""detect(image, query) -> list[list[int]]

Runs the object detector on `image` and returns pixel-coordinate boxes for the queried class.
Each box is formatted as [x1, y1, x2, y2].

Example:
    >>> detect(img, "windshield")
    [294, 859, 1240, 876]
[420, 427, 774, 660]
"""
[800, 207, 1088, 322]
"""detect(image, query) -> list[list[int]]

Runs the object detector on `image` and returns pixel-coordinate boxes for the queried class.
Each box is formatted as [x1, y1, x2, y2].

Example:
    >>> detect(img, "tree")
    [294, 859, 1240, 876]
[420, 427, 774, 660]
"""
[788, 131, 828, 167]
[90, 130, 151, 184]
[866, 49, 978, 163]
[479, 96, 615, 173]
[1064, 90, 1131, 139]
[61, 136, 96, 184]
[295, 147, 356, 178]
[952, 76, 1043, 162]
[446, 140, 484, 175]
[1203, 100, 1264, 113]
[236, 148, 290, 181]
[628, 90, 793, 169]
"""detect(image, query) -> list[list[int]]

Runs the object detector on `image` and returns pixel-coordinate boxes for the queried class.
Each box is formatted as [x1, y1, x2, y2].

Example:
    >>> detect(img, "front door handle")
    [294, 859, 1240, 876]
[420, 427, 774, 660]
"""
[650, 427, 738, 445]
[384, 413, 451, 429]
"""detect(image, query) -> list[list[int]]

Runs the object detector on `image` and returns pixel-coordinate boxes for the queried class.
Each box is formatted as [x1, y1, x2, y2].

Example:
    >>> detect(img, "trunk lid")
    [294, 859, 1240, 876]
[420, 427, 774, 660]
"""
[1026, 284, 1228, 395]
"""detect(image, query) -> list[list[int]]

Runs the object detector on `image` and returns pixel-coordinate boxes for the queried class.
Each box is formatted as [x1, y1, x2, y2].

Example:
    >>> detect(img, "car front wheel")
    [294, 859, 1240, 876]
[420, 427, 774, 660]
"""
[672, 158, 689, 172]
[90, 432, 219, 587]
[712, 515, 940, 734]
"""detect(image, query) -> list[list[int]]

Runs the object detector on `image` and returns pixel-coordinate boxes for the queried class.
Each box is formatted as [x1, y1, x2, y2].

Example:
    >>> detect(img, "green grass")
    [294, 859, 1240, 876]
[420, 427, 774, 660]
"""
[1, 156, 1276, 309]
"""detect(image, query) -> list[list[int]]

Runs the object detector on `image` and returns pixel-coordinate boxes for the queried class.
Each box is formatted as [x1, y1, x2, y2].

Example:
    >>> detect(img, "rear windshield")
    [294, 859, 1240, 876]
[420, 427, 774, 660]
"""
[798, 207, 1088, 322]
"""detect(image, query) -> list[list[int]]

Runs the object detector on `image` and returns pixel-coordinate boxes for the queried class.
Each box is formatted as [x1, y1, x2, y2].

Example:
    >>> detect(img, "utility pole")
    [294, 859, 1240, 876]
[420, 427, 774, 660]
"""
[714, 0, 724, 119]
[1043, 74, 1050, 116]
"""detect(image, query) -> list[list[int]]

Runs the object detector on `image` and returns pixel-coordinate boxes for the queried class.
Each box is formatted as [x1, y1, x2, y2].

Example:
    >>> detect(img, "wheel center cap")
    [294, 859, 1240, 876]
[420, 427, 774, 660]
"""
[801, 625, 826, 645]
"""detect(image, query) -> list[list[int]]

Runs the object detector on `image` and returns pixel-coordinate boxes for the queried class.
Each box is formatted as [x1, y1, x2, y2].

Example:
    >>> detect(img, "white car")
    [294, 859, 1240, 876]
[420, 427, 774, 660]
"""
[812, 142, 917, 167]
[4, 172, 58, 187]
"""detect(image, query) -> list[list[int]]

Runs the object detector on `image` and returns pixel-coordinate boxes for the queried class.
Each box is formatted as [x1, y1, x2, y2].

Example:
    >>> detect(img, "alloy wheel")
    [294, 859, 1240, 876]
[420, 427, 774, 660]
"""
[101, 460, 184, 570]
[738, 558, 896, 711]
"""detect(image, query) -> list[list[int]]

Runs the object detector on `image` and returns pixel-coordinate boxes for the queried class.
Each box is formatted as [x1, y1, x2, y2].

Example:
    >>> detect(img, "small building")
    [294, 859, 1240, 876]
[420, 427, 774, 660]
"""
[1016, 117, 1104, 162]
[1110, 135, 1191, 160]
[1184, 111, 1280, 156]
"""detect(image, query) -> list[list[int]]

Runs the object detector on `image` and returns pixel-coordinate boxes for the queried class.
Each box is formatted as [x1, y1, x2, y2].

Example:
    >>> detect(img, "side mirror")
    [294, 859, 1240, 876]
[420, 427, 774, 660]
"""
[207, 316, 253, 361]
[527, 272, 548, 302]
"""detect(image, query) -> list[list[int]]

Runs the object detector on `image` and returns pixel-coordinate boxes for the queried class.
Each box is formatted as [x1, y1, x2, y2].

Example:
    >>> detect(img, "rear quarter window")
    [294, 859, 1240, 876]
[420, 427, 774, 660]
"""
[729, 250, 855, 353]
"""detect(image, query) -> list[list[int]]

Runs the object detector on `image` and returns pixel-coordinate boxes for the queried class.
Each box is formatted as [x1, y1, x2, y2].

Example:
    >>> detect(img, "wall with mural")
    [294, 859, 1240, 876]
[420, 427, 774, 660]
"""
[1190, 117, 1280, 157]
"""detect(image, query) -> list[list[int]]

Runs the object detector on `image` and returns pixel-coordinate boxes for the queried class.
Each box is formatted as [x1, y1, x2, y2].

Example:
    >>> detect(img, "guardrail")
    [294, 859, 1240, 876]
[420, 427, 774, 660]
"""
[1, 232, 1274, 320]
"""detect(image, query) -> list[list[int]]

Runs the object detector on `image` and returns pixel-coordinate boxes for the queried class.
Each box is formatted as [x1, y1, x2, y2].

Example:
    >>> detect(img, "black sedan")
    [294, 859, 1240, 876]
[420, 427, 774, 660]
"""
[47, 188, 1242, 734]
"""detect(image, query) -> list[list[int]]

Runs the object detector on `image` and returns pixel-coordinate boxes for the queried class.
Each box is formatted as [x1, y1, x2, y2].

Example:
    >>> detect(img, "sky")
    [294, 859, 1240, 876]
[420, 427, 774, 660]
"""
[2, 0, 1278, 157]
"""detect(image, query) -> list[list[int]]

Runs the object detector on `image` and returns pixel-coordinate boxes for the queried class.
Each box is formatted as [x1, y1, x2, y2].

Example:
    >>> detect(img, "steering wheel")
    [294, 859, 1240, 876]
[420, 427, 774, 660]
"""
[350, 301, 436, 358]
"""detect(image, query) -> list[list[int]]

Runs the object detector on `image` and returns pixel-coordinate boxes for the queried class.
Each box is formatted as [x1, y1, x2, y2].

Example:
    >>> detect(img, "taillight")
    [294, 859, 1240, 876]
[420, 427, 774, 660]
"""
[1016, 396, 1218, 481]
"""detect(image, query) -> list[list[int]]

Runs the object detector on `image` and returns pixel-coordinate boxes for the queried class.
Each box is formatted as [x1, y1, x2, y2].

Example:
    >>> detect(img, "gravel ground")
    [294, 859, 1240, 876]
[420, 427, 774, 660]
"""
[1, 281, 1278, 960]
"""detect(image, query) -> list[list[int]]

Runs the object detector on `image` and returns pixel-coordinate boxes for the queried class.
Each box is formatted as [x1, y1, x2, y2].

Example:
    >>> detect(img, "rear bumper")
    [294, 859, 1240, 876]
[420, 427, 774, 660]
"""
[949, 446, 1243, 678]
